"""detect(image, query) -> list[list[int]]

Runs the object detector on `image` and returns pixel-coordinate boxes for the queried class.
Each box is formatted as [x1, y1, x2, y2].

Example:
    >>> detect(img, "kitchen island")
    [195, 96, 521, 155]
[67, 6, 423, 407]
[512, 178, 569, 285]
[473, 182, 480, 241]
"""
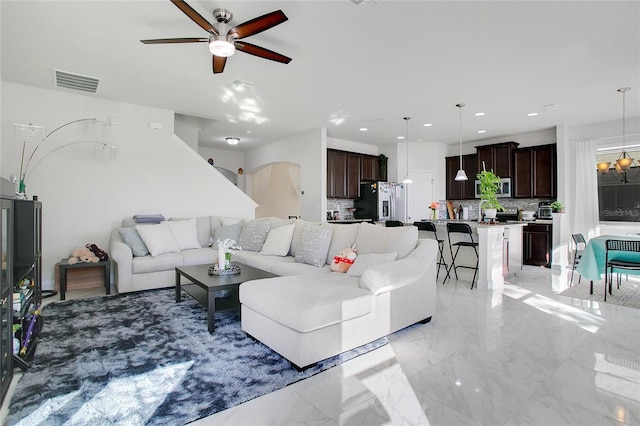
[416, 220, 527, 290]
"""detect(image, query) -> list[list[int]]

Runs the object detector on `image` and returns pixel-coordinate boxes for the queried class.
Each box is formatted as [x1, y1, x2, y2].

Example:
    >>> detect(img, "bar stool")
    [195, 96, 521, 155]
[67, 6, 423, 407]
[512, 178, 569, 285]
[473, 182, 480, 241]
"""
[414, 221, 448, 281]
[445, 222, 479, 288]
[385, 220, 404, 227]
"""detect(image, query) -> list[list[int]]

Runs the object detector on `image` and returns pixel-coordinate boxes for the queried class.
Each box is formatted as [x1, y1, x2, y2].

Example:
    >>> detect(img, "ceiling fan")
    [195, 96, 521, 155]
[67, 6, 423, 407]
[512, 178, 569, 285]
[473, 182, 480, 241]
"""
[141, 0, 292, 74]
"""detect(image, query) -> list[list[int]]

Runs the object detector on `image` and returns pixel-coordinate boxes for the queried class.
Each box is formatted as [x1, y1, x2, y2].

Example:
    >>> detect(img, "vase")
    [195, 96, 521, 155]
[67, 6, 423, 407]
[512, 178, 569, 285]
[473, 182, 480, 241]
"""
[225, 252, 232, 269]
[484, 208, 497, 219]
[431, 209, 437, 220]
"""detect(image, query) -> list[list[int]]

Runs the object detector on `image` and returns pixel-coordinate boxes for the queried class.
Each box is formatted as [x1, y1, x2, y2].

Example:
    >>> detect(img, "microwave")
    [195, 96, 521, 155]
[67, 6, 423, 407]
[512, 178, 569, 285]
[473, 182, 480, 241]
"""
[475, 177, 512, 198]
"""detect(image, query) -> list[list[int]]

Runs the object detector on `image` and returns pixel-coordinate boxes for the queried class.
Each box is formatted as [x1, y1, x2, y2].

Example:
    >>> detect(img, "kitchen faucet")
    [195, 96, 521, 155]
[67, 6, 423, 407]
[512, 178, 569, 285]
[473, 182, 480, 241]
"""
[478, 199, 490, 223]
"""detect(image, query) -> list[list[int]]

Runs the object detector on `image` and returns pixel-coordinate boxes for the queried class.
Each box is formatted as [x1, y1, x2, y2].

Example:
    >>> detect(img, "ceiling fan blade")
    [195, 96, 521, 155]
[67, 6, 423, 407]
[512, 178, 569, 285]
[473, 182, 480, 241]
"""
[170, 0, 218, 35]
[229, 10, 288, 39]
[141, 37, 208, 44]
[236, 41, 292, 64]
[213, 55, 227, 74]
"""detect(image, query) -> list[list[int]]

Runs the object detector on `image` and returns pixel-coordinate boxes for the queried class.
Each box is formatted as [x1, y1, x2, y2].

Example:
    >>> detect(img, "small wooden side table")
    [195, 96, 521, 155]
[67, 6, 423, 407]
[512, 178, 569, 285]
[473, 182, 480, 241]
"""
[58, 258, 110, 300]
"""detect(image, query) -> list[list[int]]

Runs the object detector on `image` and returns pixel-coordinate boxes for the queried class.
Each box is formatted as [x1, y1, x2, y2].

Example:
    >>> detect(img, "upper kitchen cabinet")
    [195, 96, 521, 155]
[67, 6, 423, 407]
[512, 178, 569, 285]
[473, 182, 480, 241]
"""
[445, 154, 477, 200]
[360, 155, 385, 182]
[513, 144, 557, 198]
[476, 141, 519, 178]
[327, 149, 366, 199]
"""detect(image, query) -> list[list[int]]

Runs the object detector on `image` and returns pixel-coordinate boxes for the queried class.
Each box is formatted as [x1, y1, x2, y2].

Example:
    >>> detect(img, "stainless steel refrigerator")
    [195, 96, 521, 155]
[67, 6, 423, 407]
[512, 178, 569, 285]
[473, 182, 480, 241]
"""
[390, 182, 408, 223]
[353, 181, 392, 221]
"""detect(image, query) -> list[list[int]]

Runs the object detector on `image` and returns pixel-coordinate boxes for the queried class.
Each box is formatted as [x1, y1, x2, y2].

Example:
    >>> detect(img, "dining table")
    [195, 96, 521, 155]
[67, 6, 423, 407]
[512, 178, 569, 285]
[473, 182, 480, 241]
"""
[575, 234, 640, 297]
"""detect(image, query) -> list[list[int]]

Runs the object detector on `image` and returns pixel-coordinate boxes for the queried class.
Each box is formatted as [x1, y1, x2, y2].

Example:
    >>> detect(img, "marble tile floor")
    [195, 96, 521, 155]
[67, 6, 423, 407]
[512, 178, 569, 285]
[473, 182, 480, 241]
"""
[3, 268, 639, 426]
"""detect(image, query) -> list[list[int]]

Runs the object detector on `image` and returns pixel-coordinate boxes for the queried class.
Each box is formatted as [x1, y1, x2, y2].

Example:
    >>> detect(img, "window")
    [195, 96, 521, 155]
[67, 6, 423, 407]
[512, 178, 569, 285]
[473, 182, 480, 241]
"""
[597, 146, 640, 222]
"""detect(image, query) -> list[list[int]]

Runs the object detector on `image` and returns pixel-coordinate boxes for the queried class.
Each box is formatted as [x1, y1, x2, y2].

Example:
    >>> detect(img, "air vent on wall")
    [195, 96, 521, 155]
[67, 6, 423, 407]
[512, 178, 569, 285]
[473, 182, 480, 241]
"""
[53, 69, 100, 93]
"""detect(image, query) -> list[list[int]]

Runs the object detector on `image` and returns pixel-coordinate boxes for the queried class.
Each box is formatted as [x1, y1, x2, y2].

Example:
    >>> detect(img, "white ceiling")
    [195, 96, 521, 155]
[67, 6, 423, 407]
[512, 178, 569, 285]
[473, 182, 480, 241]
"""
[2, 1, 639, 151]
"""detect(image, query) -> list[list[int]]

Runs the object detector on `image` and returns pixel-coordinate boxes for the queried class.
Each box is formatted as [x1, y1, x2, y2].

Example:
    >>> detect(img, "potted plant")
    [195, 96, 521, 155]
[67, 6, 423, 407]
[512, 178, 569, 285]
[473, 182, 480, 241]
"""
[550, 201, 564, 213]
[476, 168, 504, 219]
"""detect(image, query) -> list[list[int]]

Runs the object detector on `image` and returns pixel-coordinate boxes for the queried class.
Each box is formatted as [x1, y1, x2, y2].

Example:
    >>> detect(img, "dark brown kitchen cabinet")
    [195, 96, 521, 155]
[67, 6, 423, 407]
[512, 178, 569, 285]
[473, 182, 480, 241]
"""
[327, 149, 369, 199]
[346, 154, 361, 198]
[445, 154, 477, 200]
[360, 155, 384, 182]
[476, 142, 519, 178]
[513, 144, 556, 198]
[327, 150, 347, 198]
[523, 223, 552, 267]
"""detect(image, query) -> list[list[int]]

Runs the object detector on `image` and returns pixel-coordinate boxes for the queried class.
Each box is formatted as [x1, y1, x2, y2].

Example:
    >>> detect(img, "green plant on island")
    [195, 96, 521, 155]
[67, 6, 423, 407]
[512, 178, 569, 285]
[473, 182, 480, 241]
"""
[550, 201, 564, 212]
[476, 168, 505, 211]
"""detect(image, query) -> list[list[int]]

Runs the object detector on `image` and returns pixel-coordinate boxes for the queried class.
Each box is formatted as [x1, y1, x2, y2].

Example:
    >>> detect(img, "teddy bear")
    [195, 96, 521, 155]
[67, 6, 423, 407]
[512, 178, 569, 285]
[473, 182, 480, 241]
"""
[330, 245, 357, 273]
[68, 247, 100, 265]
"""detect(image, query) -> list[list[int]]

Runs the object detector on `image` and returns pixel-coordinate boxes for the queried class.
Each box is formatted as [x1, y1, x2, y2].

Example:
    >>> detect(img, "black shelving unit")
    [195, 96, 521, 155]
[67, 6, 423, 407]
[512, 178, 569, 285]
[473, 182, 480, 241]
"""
[12, 199, 42, 370]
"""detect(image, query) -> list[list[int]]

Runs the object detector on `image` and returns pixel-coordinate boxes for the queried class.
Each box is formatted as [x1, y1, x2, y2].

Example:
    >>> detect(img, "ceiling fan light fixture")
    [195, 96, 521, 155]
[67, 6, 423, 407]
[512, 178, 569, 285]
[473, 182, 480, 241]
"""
[226, 137, 240, 145]
[209, 35, 235, 57]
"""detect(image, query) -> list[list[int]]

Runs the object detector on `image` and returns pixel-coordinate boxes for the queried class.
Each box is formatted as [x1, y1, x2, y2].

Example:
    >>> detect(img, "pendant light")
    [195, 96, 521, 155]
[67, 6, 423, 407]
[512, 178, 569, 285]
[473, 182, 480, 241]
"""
[615, 87, 634, 171]
[402, 116, 413, 184]
[454, 103, 468, 181]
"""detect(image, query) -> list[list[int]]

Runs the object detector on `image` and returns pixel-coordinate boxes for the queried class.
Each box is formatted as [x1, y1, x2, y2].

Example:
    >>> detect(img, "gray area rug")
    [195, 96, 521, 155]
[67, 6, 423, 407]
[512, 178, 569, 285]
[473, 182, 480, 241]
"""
[7, 288, 388, 425]
[559, 277, 640, 309]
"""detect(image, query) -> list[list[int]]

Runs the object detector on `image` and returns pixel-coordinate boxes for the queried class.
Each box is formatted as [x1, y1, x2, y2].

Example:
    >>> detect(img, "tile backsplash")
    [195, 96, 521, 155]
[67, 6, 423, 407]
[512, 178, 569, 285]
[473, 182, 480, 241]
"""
[327, 199, 355, 220]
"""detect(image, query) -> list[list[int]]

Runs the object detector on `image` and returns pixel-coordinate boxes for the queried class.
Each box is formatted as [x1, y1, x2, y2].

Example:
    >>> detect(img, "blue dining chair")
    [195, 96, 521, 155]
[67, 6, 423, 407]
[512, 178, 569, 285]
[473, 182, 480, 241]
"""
[604, 239, 640, 301]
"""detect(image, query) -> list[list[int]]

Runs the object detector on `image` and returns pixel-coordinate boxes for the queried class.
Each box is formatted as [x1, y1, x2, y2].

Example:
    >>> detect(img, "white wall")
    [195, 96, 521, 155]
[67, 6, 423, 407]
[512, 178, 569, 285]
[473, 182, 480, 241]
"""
[1, 82, 256, 288]
[327, 137, 379, 156]
[244, 128, 326, 222]
[197, 146, 245, 191]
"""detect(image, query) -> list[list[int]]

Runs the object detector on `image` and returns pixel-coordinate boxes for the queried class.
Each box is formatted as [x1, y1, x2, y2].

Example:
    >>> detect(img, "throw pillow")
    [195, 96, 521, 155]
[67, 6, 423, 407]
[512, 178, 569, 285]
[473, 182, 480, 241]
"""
[346, 252, 398, 277]
[260, 223, 295, 256]
[135, 223, 181, 257]
[294, 223, 333, 267]
[213, 222, 242, 245]
[238, 220, 272, 252]
[166, 218, 201, 250]
[118, 227, 149, 257]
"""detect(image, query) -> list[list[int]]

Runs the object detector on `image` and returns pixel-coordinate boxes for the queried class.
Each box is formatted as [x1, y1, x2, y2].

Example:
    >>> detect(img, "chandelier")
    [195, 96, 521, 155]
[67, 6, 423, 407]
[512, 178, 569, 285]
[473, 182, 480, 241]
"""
[596, 87, 637, 183]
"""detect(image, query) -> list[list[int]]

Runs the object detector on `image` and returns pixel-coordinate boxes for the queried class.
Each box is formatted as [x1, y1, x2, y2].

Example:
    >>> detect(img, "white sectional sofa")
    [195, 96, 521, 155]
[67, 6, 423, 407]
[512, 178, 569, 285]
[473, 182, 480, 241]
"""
[110, 215, 438, 368]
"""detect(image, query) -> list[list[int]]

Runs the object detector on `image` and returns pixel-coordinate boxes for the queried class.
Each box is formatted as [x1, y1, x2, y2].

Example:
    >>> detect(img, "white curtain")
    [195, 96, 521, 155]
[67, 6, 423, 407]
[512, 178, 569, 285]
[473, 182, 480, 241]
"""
[252, 164, 273, 203]
[571, 139, 600, 238]
[287, 163, 301, 196]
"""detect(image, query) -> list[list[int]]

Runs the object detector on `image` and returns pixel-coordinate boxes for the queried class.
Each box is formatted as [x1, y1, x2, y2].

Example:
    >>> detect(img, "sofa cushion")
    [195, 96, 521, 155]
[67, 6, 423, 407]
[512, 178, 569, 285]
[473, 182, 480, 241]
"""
[260, 223, 295, 256]
[238, 220, 271, 252]
[271, 261, 331, 276]
[355, 222, 417, 259]
[166, 218, 201, 250]
[135, 223, 181, 257]
[213, 223, 242, 244]
[233, 251, 294, 273]
[326, 223, 359, 265]
[289, 219, 313, 256]
[132, 252, 183, 274]
[295, 223, 333, 267]
[346, 252, 398, 277]
[181, 247, 217, 266]
[118, 227, 149, 257]
[220, 217, 243, 226]
[240, 274, 371, 333]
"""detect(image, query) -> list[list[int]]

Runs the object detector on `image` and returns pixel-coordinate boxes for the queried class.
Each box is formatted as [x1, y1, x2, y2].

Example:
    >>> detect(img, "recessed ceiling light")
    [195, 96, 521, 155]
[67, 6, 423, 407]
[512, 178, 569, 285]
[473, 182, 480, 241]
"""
[474, 112, 485, 117]
[397, 136, 405, 140]
[477, 130, 487, 134]
[360, 127, 368, 131]
[423, 123, 433, 127]
[527, 112, 539, 116]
